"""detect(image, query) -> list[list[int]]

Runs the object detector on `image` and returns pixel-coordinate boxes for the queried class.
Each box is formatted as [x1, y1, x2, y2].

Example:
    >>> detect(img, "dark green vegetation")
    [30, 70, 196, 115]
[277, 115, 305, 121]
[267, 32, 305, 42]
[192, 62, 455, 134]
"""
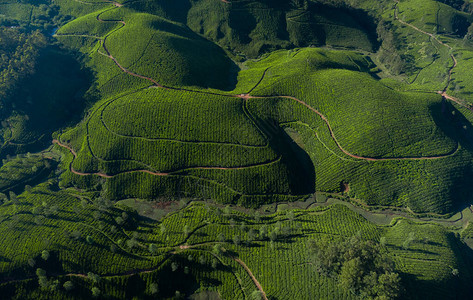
[308, 235, 402, 299]
[0, 188, 472, 299]
[2, 0, 473, 298]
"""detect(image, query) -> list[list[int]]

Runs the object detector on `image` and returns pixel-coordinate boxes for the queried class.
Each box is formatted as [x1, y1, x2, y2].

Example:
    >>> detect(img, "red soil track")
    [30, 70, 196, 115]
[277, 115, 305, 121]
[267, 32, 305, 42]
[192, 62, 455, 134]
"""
[234, 258, 268, 300]
[53, 139, 280, 178]
[394, 0, 469, 109]
[243, 95, 458, 161]
[95, 13, 165, 88]
[53, 139, 169, 178]
[54, 2, 459, 182]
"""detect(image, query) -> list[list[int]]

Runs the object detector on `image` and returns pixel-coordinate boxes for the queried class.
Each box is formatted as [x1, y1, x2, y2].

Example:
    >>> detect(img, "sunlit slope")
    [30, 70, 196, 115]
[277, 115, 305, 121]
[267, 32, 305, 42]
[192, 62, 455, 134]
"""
[245, 48, 473, 213]
[55, 47, 473, 213]
[56, 7, 236, 97]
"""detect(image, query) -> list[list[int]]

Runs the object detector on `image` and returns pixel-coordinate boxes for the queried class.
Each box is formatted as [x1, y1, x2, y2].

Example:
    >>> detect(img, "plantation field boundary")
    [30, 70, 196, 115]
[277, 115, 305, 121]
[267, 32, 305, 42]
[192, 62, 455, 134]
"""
[280, 121, 360, 162]
[56, 1, 459, 161]
[53, 139, 296, 199]
[245, 94, 460, 161]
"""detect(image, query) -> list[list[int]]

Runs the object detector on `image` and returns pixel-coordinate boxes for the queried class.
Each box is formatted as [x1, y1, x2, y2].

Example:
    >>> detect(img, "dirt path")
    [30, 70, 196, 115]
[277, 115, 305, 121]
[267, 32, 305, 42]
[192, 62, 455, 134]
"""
[53, 139, 281, 178]
[393, 1, 470, 109]
[95, 12, 165, 88]
[243, 94, 458, 161]
[53, 139, 169, 178]
[55, 0, 462, 185]
[234, 257, 268, 300]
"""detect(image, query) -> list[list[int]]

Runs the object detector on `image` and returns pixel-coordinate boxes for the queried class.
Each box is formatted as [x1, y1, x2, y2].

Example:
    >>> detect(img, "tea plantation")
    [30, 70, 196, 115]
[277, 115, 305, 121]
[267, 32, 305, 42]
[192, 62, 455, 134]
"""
[1, 0, 473, 298]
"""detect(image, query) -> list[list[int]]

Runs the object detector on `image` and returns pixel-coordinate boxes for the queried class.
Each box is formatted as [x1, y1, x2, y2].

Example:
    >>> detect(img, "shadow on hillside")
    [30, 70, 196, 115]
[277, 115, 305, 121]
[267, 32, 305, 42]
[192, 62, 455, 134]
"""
[430, 100, 473, 211]
[1, 45, 98, 158]
[431, 100, 473, 151]
[401, 233, 473, 299]
[268, 123, 315, 195]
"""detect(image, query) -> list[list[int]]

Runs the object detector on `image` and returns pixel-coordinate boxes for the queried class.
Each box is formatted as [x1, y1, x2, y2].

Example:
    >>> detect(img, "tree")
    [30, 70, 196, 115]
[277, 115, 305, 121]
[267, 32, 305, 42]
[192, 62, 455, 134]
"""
[286, 210, 295, 221]
[126, 238, 138, 249]
[28, 258, 35, 267]
[71, 230, 82, 240]
[63, 281, 74, 291]
[38, 276, 48, 288]
[34, 215, 44, 225]
[233, 235, 241, 246]
[247, 229, 257, 244]
[402, 232, 416, 249]
[213, 244, 222, 256]
[9, 191, 18, 204]
[41, 250, 49, 261]
[50, 279, 60, 291]
[254, 211, 261, 222]
[86, 235, 94, 245]
[115, 216, 125, 226]
[308, 235, 402, 299]
[87, 272, 101, 284]
[259, 225, 268, 240]
[171, 262, 179, 272]
[148, 282, 158, 295]
[92, 210, 101, 221]
[339, 257, 364, 292]
[251, 290, 263, 300]
[36, 268, 46, 277]
[211, 258, 219, 269]
[175, 290, 183, 299]
[91, 287, 101, 297]
[149, 243, 158, 254]
[380, 237, 387, 246]
[183, 225, 190, 236]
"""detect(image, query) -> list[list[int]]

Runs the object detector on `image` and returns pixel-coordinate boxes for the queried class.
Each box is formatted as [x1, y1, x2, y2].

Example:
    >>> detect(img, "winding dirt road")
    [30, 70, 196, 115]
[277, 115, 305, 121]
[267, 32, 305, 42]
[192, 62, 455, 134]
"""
[393, 0, 471, 111]
[240, 94, 459, 161]
[234, 258, 268, 300]
[53, 1, 461, 182]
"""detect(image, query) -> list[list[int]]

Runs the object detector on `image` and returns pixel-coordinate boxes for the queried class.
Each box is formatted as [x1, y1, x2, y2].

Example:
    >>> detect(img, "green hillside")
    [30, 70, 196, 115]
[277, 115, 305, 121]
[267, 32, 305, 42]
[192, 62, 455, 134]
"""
[0, 184, 471, 299]
[53, 46, 473, 214]
[1, 0, 473, 298]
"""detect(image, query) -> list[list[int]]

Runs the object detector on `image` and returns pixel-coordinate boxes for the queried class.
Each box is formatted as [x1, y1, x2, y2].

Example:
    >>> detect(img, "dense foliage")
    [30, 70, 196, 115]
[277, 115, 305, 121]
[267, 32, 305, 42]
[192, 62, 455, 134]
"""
[0, 28, 46, 110]
[308, 235, 403, 299]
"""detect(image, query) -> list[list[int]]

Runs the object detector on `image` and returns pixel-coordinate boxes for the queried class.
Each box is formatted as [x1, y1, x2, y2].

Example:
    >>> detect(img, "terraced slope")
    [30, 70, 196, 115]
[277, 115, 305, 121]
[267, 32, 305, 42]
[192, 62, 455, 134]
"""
[55, 30, 473, 213]
[0, 185, 470, 299]
[47, 0, 473, 214]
